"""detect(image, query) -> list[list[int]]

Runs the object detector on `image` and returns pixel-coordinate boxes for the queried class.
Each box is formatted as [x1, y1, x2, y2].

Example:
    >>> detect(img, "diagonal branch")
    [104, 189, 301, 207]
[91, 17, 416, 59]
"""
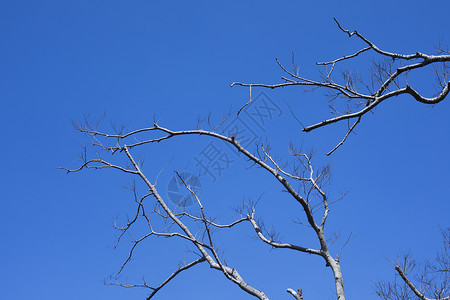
[146, 257, 206, 299]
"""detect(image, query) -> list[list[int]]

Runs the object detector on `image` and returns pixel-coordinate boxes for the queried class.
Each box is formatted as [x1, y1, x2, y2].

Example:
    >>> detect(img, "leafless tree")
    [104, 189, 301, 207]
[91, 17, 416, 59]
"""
[59, 20, 449, 300]
[375, 228, 450, 300]
[59, 120, 346, 299]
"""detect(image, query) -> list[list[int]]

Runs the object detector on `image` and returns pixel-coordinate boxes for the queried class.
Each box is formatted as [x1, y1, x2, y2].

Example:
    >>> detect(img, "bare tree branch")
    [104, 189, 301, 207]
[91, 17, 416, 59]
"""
[231, 19, 450, 154]
[287, 288, 304, 300]
[62, 127, 270, 299]
[145, 257, 206, 300]
[375, 231, 450, 300]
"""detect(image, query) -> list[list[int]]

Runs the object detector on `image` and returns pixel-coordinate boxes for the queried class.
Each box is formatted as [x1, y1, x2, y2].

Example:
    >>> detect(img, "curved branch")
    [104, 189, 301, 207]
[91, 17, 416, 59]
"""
[247, 210, 321, 256]
[287, 288, 304, 300]
[404, 82, 450, 104]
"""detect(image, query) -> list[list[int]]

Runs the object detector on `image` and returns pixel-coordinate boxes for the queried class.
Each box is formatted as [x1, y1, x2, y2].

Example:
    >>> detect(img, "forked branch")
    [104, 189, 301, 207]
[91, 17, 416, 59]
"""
[231, 19, 450, 154]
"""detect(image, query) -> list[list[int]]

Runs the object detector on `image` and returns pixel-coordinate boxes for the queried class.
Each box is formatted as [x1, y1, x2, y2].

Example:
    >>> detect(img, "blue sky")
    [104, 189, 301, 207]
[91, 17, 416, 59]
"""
[1, 1, 449, 299]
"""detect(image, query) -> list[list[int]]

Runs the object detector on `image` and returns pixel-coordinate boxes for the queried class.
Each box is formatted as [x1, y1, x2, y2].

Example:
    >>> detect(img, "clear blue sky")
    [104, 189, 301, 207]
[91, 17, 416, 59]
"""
[1, 1, 449, 299]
